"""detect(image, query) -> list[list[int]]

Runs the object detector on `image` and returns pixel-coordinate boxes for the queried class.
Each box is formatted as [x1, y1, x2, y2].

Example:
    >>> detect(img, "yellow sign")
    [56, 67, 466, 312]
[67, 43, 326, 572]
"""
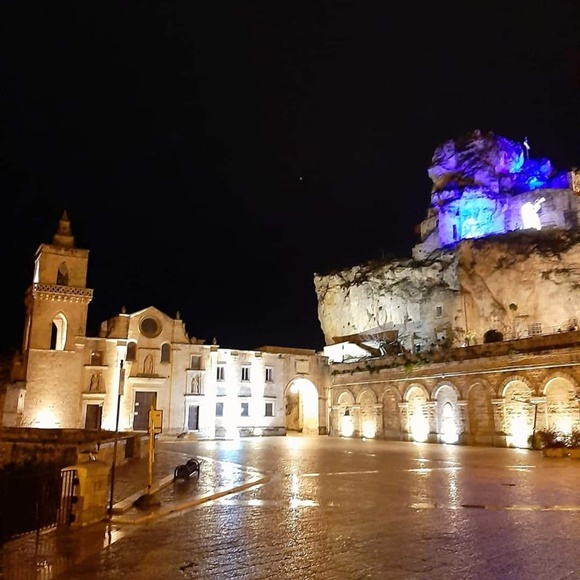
[149, 409, 163, 434]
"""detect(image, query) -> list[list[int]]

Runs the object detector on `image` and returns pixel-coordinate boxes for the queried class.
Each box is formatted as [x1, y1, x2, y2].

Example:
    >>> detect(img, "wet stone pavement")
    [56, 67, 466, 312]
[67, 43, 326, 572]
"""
[0, 443, 266, 580]
[3, 436, 580, 579]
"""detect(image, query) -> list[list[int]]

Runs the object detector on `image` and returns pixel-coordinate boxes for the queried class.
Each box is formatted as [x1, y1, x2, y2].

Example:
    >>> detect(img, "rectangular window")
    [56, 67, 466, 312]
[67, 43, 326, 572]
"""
[528, 322, 542, 336]
[190, 355, 201, 370]
[216, 402, 224, 417]
[241, 366, 250, 382]
[436, 305, 442, 317]
[90, 351, 103, 366]
[265, 367, 273, 382]
[265, 402, 274, 417]
[241, 402, 249, 417]
[216, 365, 225, 381]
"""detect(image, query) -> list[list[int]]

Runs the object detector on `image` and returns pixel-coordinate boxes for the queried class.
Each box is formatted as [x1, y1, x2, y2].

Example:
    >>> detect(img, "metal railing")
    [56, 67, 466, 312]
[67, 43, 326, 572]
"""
[0, 465, 63, 544]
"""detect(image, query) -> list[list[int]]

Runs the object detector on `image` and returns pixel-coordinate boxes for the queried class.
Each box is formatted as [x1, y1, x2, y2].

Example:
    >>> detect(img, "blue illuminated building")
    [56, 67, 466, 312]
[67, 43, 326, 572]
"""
[412, 130, 577, 260]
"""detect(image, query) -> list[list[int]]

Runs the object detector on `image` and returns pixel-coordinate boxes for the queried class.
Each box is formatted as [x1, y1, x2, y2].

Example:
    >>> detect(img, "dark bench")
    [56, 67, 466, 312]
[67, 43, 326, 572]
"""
[174, 458, 201, 480]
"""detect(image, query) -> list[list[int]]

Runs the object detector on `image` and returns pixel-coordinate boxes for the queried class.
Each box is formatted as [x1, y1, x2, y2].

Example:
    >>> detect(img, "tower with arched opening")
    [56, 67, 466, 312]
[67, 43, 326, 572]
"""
[15, 211, 93, 428]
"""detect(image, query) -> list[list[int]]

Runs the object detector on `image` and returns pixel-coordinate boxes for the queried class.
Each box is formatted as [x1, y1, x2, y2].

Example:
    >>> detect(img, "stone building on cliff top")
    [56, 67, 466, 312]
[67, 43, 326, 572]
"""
[316, 130, 580, 447]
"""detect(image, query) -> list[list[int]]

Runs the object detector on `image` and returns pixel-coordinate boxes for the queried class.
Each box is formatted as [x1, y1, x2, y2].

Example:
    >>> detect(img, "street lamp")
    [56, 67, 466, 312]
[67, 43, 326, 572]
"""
[108, 359, 125, 518]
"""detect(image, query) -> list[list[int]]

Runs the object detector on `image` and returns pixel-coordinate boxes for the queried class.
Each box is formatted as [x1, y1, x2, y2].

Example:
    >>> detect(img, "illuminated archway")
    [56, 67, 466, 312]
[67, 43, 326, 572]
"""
[358, 389, 379, 438]
[336, 391, 355, 437]
[503, 379, 533, 448]
[285, 378, 319, 435]
[466, 381, 495, 439]
[433, 384, 458, 444]
[406, 386, 429, 442]
[544, 377, 576, 434]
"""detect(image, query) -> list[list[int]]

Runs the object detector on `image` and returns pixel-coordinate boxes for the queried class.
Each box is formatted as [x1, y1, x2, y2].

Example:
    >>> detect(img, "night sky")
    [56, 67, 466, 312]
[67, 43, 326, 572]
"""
[1, 1, 579, 354]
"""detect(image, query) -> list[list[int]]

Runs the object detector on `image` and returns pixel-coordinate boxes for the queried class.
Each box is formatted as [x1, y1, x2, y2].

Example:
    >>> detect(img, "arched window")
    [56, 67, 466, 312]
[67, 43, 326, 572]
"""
[90, 351, 103, 366]
[160, 343, 171, 363]
[56, 262, 69, 286]
[126, 342, 137, 361]
[50, 313, 67, 351]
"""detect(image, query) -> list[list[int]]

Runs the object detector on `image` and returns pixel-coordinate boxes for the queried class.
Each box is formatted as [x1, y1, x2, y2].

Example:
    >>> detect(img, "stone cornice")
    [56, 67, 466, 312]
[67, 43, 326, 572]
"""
[30, 283, 93, 304]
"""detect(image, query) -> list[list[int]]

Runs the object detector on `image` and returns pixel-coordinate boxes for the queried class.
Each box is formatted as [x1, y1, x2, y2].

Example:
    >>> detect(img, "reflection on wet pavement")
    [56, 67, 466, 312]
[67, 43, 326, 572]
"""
[0, 453, 266, 580]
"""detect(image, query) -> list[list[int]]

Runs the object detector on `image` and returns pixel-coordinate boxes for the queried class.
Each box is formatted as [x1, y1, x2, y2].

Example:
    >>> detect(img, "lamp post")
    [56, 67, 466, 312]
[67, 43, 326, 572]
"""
[108, 359, 125, 519]
[530, 400, 539, 449]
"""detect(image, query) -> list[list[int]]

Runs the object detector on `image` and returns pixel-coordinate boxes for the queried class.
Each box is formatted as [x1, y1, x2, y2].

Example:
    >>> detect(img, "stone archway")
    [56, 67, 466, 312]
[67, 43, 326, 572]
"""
[503, 379, 533, 448]
[466, 382, 495, 445]
[381, 388, 401, 439]
[336, 391, 356, 437]
[358, 389, 379, 438]
[544, 377, 577, 433]
[434, 384, 459, 444]
[406, 385, 429, 442]
[285, 378, 320, 435]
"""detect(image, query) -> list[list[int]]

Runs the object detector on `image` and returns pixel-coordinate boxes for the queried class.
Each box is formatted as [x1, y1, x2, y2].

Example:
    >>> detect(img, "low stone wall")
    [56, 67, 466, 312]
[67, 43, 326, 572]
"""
[238, 426, 286, 437]
[0, 427, 145, 468]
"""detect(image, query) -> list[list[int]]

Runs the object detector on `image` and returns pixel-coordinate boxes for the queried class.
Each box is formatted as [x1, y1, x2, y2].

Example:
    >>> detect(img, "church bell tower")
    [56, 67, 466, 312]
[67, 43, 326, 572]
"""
[17, 211, 94, 428]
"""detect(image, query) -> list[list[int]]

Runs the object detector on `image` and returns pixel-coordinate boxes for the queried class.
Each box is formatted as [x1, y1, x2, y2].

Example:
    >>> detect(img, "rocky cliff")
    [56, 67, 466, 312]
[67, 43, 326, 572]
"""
[315, 229, 580, 350]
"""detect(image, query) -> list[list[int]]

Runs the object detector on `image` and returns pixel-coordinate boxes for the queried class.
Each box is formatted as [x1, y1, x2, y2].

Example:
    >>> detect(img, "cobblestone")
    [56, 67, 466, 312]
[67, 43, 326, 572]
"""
[3, 436, 580, 579]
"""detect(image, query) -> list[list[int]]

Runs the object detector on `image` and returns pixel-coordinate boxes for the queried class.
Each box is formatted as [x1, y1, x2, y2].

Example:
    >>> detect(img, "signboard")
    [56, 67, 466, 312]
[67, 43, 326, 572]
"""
[149, 409, 163, 434]
[119, 367, 126, 396]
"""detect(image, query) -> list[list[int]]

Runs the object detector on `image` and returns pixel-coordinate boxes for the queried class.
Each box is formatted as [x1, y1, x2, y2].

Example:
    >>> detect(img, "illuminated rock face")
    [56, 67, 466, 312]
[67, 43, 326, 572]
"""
[314, 253, 461, 351]
[315, 131, 580, 355]
[315, 230, 580, 352]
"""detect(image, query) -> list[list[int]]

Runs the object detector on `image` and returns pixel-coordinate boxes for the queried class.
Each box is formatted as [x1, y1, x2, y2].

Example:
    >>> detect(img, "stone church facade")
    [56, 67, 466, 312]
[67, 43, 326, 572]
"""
[2, 212, 330, 438]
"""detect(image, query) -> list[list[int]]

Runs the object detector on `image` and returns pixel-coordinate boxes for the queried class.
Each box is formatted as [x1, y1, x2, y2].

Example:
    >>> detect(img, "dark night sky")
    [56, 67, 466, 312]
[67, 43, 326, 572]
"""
[1, 1, 579, 354]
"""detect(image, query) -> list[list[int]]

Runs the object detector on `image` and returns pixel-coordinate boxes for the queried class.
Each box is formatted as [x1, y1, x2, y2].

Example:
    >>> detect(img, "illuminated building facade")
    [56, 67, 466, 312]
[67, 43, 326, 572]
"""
[413, 129, 573, 260]
[2, 213, 330, 437]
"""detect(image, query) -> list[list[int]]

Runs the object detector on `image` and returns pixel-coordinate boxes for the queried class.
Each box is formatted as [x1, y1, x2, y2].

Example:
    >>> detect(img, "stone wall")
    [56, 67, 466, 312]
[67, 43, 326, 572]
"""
[0, 428, 144, 467]
[329, 336, 580, 447]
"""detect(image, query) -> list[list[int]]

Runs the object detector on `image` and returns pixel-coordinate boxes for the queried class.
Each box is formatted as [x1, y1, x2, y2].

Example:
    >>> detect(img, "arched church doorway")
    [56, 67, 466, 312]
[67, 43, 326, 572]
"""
[285, 378, 319, 435]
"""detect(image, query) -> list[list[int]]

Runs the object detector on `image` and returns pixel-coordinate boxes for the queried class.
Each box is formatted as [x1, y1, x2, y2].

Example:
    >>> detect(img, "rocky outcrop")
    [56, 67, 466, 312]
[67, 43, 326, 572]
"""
[457, 230, 580, 341]
[314, 253, 460, 348]
[315, 229, 580, 351]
